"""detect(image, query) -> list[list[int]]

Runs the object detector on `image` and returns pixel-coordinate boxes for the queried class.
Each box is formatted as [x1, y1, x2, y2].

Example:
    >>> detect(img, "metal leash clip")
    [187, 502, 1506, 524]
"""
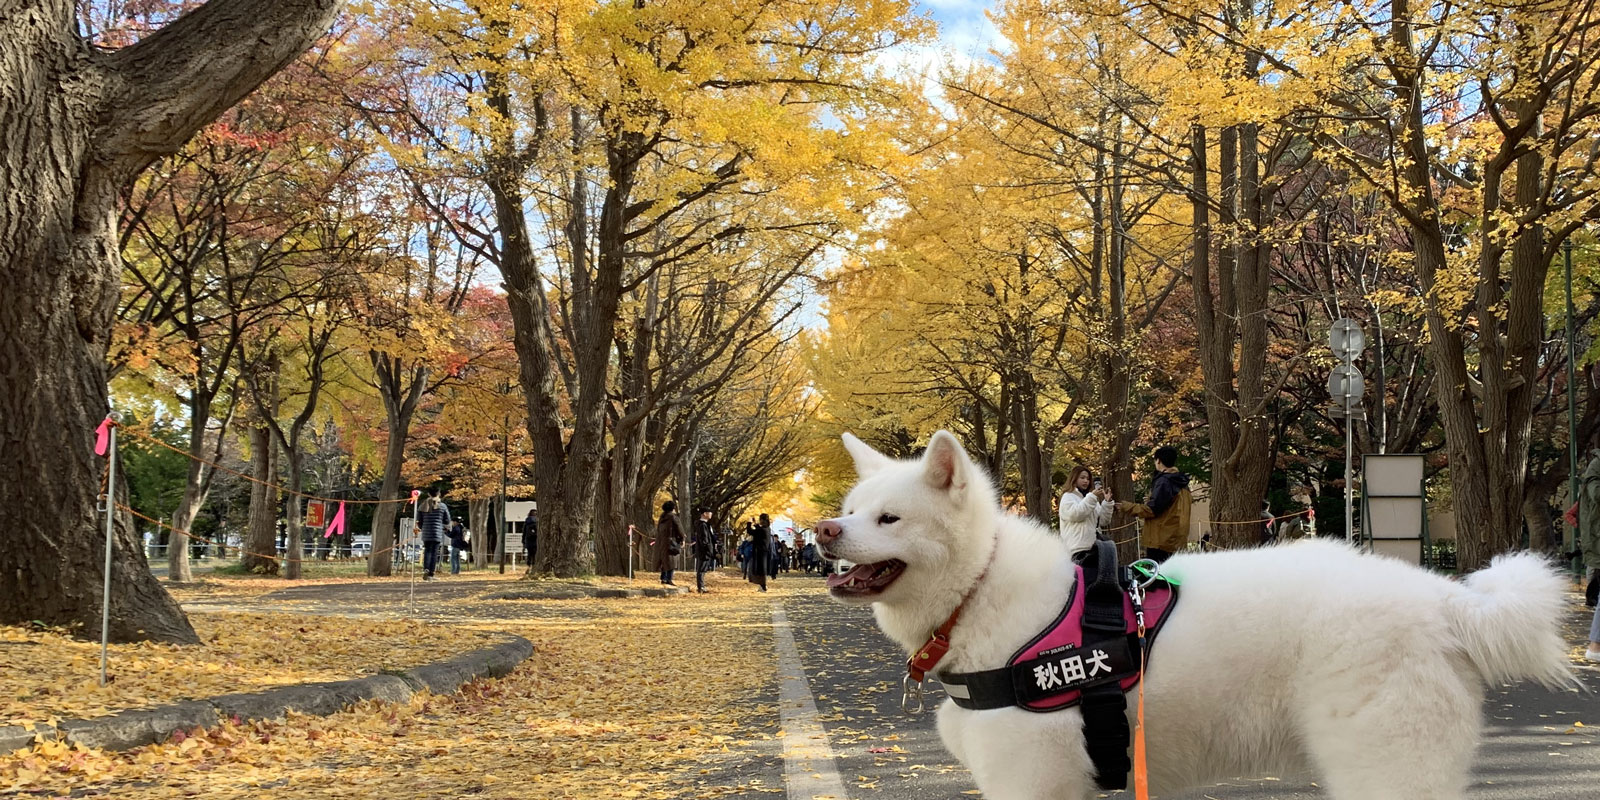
[1127, 558, 1163, 591]
[901, 672, 926, 714]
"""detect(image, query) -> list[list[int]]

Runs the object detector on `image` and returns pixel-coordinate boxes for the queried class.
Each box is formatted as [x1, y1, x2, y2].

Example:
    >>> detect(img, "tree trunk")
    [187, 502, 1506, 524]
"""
[0, 0, 339, 642]
[366, 411, 409, 577]
[283, 451, 306, 580]
[597, 458, 634, 576]
[487, 98, 618, 579]
[1388, 3, 1549, 571]
[366, 354, 424, 576]
[1521, 488, 1557, 554]
[167, 389, 217, 582]
[1210, 121, 1277, 545]
[242, 421, 279, 574]
[468, 497, 491, 569]
[167, 457, 199, 582]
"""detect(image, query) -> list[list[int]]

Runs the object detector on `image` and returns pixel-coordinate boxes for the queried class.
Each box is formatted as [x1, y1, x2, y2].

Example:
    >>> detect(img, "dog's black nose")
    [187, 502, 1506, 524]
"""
[815, 518, 843, 545]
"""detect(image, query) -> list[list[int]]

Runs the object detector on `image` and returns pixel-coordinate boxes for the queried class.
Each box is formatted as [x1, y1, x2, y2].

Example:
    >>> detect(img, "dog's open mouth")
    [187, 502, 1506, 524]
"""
[827, 559, 907, 597]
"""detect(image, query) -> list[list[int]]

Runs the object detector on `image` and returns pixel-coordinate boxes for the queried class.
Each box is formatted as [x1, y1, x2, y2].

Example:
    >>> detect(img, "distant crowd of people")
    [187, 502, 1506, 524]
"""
[646, 505, 834, 593]
[410, 492, 540, 580]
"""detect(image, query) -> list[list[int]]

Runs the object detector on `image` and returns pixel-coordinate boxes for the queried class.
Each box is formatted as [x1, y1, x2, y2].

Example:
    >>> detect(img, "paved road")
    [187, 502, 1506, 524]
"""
[169, 570, 1600, 798]
[763, 588, 1600, 799]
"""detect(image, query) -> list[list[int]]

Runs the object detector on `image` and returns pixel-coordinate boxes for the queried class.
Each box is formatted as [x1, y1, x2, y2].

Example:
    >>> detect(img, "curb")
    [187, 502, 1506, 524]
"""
[0, 635, 533, 754]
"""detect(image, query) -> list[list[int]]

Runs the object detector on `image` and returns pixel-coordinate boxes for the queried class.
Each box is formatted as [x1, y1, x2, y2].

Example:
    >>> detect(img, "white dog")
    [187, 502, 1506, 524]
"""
[814, 431, 1575, 800]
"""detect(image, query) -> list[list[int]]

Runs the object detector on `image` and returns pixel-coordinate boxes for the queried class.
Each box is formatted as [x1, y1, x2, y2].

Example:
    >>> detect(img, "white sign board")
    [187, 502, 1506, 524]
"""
[1362, 454, 1427, 566]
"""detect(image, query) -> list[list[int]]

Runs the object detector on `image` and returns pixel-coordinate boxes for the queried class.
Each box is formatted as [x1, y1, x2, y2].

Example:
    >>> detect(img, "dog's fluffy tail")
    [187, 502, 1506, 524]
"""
[1446, 552, 1577, 689]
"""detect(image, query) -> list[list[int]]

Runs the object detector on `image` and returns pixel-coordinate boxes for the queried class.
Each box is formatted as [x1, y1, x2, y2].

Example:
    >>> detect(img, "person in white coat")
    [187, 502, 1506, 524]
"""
[1059, 464, 1114, 554]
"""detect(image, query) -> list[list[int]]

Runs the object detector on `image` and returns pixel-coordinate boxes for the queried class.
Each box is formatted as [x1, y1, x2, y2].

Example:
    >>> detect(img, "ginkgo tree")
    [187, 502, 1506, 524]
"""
[0, 0, 343, 642]
[388, 0, 930, 576]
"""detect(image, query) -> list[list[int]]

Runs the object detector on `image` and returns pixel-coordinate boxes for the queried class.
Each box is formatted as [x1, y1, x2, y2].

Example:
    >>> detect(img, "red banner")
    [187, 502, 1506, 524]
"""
[305, 500, 326, 528]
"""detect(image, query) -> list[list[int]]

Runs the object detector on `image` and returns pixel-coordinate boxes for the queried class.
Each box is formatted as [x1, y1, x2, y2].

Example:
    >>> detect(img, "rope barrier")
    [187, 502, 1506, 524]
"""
[1206, 509, 1313, 526]
[119, 427, 411, 506]
[119, 503, 416, 566]
[1091, 507, 1314, 551]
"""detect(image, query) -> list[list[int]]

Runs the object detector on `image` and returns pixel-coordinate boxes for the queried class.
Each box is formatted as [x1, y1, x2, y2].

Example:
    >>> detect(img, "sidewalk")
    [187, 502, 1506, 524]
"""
[1, 570, 784, 798]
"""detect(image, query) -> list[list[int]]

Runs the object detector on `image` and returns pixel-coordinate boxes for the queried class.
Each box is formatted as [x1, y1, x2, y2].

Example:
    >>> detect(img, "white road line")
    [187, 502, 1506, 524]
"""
[772, 604, 851, 800]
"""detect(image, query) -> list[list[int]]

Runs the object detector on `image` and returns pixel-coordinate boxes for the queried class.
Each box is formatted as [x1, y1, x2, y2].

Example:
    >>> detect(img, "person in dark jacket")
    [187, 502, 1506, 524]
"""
[652, 501, 685, 586]
[747, 518, 770, 592]
[417, 494, 452, 580]
[447, 519, 468, 574]
[523, 508, 538, 571]
[760, 514, 780, 581]
[1579, 453, 1600, 662]
[1117, 446, 1192, 563]
[691, 508, 716, 593]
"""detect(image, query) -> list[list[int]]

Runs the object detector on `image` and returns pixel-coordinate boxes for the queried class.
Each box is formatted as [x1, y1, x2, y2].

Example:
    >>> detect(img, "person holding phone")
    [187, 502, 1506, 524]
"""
[1059, 465, 1114, 554]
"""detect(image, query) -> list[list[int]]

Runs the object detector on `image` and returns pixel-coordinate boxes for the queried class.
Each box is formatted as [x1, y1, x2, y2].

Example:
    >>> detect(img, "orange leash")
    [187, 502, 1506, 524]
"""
[1132, 588, 1151, 799]
[1134, 669, 1149, 799]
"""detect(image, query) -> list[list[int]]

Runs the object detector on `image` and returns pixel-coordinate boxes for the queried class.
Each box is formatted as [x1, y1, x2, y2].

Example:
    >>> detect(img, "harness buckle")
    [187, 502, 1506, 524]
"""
[901, 672, 926, 714]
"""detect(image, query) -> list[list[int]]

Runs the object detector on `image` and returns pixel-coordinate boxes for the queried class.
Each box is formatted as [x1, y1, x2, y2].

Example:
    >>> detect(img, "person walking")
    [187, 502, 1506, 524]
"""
[417, 493, 452, 581]
[1117, 446, 1192, 563]
[1579, 453, 1600, 662]
[692, 508, 716, 593]
[447, 518, 468, 574]
[748, 517, 770, 592]
[523, 507, 538, 571]
[1058, 465, 1113, 554]
[653, 500, 684, 586]
[761, 514, 780, 582]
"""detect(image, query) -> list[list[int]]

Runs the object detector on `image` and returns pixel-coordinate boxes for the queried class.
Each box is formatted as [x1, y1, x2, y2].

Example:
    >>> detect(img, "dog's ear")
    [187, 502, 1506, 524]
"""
[922, 430, 969, 492]
[842, 433, 893, 479]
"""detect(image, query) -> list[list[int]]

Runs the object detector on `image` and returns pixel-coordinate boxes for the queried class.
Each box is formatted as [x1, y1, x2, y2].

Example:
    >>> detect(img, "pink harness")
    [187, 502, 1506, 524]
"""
[937, 564, 1179, 712]
[1008, 564, 1178, 710]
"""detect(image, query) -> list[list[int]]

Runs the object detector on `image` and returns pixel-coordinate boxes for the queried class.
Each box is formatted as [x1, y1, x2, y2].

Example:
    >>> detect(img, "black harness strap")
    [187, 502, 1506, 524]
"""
[937, 632, 1143, 710]
[1078, 538, 1134, 790]
[934, 539, 1139, 791]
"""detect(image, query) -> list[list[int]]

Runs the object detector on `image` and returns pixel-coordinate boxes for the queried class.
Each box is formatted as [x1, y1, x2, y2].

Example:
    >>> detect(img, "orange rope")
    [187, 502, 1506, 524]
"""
[120, 503, 415, 565]
[119, 427, 411, 506]
[1207, 508, 1312, 526]
[1098, 508, 1314, 551]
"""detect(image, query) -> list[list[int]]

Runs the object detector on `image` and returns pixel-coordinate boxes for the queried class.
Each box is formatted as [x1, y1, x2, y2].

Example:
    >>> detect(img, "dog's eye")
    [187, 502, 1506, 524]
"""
[877, 513, 900, 525]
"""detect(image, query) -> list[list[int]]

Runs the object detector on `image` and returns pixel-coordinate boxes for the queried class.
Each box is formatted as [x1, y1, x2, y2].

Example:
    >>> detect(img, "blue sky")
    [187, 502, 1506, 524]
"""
[920, 0, 1004, 61]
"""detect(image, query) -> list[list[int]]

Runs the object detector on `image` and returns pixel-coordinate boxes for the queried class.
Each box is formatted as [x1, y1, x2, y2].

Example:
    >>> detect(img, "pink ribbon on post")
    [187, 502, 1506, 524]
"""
[324, 501, 347, 539]
[409, 489, 421, 505]
[94, 417, 115, 457]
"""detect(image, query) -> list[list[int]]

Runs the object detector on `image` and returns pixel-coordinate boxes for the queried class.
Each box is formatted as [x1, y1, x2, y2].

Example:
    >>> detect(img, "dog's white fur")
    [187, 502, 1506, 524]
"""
[825, 431, 1575, 799]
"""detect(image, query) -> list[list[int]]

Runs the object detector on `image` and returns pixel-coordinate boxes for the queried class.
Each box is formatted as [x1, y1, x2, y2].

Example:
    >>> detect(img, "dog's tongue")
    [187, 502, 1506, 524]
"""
[827, 563, 876, 589]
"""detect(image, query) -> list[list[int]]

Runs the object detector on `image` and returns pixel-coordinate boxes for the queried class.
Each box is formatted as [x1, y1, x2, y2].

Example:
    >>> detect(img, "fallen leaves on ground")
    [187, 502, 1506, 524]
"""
[1, 614, 504, 726]
[0, 570, 781, 798]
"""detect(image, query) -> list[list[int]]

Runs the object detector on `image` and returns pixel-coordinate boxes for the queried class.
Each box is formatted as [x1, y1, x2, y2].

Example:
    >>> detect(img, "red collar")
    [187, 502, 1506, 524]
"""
[906, 539, 998, 683]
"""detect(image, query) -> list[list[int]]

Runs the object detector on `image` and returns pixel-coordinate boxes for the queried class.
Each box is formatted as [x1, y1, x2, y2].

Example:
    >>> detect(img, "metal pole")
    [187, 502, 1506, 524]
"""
[628, 525, 635, 581]
[1345, 395, 1355, 546]
[499, 414, 509, 574]
[99, 414, 120, 687]
[409, 495, 419, 613]
[1568, 240, 1582, 570]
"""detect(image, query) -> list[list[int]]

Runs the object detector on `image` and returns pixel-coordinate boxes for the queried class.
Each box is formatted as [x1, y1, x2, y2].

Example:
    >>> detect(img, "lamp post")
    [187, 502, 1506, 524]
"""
[497, 380, 511, 574]
[1328, 319, 1366, 546]
[1567, 239, 1580, 571]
